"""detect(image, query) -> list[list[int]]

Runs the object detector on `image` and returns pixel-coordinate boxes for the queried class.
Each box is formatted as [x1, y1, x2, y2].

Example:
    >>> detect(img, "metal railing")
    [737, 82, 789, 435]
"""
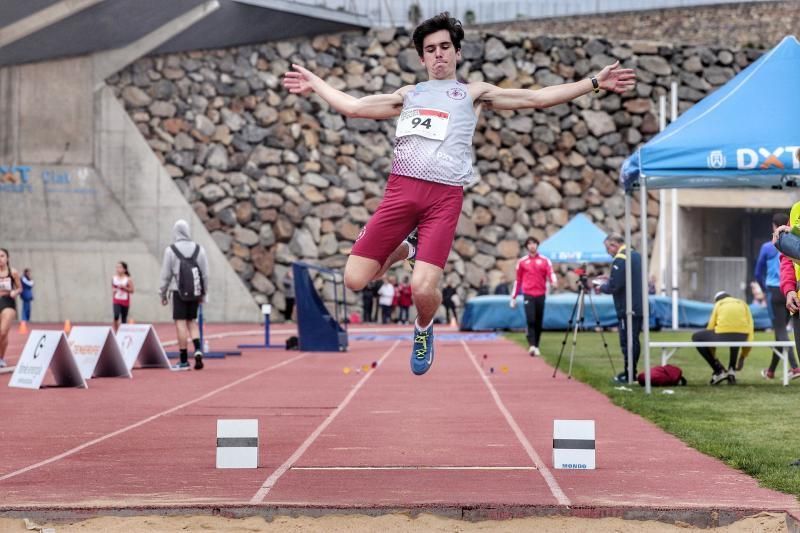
[275, 0, 773, 27]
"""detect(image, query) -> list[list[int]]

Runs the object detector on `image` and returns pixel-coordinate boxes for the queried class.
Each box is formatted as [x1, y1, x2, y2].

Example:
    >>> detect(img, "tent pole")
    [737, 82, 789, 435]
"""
[640, 180, 652, 394]
[658, 95, 667, 296]
[624, 192, 634, 384]
[670, 82, 680, 330]
[671, 189, 679, 329]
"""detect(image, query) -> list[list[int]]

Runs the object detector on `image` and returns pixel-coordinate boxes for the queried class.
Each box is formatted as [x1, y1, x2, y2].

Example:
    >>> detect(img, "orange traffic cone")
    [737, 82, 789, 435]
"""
[128, 317, 135, 325]
[18, 321, 28, 335]
[63, 319, 72, 334]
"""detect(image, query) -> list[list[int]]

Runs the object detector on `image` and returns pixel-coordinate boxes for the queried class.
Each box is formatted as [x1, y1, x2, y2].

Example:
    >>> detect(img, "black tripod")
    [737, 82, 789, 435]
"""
[552, 278, 616, 379]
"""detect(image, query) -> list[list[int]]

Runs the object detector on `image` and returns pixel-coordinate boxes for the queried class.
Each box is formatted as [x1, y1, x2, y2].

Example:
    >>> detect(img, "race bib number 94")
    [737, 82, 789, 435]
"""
[396, 108, 450, 141]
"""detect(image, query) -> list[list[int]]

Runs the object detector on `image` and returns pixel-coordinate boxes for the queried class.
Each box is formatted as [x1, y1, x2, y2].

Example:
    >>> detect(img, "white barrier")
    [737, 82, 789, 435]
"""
[115, 324, 171, 371]
[69, 326, 131, 380]
[9, 330, 86, 389]
[553, 420, 595, 470]
[216, 419, 259, 469]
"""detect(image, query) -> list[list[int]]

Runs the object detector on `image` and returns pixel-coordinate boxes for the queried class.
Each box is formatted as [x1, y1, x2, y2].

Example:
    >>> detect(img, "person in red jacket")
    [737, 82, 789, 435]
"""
[775, 211, 800, 374]
[397, 276, 413, 324]
[510, 237, 557, 356]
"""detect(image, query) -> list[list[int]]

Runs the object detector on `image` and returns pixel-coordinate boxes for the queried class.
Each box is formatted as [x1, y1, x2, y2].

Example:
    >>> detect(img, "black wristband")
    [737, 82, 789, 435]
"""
[591, 76, 600, 93]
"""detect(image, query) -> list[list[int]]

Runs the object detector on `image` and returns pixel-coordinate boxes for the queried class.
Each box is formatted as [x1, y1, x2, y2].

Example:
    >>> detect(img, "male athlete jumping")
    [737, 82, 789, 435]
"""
[283, 13, 635, 375]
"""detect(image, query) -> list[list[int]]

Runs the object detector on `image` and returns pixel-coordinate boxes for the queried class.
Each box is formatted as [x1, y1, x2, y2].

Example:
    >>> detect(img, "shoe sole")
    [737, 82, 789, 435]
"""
[194, 354, 204, 370]
[411, 356, 433, 375]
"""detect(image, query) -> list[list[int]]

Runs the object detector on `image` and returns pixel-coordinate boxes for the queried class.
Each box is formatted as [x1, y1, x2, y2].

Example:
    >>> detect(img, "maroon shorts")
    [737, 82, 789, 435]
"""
[351, 174, 463, 269]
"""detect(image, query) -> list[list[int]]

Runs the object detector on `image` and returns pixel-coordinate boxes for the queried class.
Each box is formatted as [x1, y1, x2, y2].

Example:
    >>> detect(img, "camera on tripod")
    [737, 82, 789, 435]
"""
[573, 263, 591, 292]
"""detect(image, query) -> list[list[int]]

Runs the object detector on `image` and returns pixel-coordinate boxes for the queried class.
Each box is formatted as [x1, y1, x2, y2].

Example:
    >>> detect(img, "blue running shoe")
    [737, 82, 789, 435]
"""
[411, 324, 434, 375]
[406, 229, 418, 270]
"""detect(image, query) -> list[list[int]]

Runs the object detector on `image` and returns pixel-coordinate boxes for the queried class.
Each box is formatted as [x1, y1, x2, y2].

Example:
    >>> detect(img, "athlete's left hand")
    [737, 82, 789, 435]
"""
[595, 61, 636, 94]
[773, 225, 791, 245]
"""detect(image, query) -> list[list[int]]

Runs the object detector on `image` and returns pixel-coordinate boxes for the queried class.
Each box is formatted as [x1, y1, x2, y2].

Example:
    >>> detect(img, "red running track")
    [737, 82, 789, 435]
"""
[0, 323, 797, 524]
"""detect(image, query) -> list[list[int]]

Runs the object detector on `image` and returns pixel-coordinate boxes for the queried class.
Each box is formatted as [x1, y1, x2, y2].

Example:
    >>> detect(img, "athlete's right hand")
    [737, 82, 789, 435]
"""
[282, 64, 318, 97]
[161, 298, 168, 307]
[787, 291, 799, 314]
[509, 298, 517, 309]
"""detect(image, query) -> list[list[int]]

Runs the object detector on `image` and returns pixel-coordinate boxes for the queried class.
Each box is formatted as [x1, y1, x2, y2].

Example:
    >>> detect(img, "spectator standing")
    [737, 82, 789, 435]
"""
[378, 275, 395, 324]
[494, 274, 510, 295]
[111, 261, 134, 332]
[159, 220, 208, 370]
[756, 212, 799, 379]
[442, 281, 458, 324]
[20, 268, 33, 323]
[510, 237, 557, 356]
[477, 277, 489, 296]
[361, 283, 375, 323]
[775, 201, 800, 383]
[397, 276, 413, 324]
[599, 233, 643, 383]
[370, 279, 382, 322]
[282, 269, 295, 321]
[692, 291, 753, 385]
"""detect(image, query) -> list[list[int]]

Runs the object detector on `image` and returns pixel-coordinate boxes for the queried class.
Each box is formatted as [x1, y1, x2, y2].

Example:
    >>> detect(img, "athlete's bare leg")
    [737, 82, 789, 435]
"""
[344, 256, 382, 291]
[374, 242, 411, 279]
[0, 308, 15, 360]
[411, 261, 443, 327]
[175, 320, 189, 350]
[344, 241, 411, 291]
[188, 320, 200, 342]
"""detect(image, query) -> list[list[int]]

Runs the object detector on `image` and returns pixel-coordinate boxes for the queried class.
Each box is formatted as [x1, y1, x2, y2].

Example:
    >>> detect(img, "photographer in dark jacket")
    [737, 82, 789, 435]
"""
[598, 233, 643, 383]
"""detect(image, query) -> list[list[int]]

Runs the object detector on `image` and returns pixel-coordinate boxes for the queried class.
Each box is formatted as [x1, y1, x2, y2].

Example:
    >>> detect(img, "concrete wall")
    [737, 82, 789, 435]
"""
[0, 54, 260, 322]
[94, 85, 260, 321]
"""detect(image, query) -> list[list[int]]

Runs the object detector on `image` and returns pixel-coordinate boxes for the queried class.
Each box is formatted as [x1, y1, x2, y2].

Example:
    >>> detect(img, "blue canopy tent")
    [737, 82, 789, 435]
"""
[538, 213, 612, 264]
[619, 35, 800, 393]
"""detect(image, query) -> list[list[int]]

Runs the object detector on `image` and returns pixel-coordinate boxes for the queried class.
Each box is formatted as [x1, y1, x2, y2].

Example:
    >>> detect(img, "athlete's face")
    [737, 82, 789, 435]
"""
[0, 250, 7, 268]
[526, 241, 539, 254]
[115, 263, 125, 276]
[420, 30, 460, 80]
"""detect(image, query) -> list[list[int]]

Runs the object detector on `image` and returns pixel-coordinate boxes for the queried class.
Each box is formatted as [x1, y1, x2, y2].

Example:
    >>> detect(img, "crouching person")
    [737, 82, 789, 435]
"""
[692, 291, 753, 385]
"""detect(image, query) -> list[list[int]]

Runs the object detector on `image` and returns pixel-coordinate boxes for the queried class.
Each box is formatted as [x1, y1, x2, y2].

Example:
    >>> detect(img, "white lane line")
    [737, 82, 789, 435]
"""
[249, 340, 400, 504]
[0, 352, 309, 482]
[291, 466, 537, 471]
[460, 340, 571, 506]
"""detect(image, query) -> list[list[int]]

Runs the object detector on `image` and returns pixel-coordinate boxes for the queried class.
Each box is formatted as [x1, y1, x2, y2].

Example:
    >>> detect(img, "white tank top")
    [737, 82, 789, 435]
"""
[392, 80, 477, 186]
[112, 275, 130, 303]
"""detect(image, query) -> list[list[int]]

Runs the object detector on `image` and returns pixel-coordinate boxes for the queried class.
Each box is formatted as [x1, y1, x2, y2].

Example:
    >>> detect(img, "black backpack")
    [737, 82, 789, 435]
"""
[171, 244, 204, 301]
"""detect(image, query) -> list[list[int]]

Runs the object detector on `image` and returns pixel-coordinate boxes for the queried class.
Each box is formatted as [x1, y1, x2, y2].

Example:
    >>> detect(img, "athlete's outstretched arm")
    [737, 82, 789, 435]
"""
[475, 61, 635, 111]
[283, 64, 408, 119]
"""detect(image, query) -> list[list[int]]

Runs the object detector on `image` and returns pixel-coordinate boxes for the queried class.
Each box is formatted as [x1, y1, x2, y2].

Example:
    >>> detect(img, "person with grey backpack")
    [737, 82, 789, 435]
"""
[159, 219, 209, 370]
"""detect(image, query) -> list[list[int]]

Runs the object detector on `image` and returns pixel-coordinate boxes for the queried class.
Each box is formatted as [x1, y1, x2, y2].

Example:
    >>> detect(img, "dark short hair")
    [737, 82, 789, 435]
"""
[773, 212, 789, 227]
[605, 233, 624, 245]
[525, 237, 540, 246]
[412, 12, 465, 57]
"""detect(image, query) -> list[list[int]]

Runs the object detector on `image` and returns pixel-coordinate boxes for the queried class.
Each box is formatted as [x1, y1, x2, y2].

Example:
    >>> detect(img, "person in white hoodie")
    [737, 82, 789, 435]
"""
[159, 220, 209, 370]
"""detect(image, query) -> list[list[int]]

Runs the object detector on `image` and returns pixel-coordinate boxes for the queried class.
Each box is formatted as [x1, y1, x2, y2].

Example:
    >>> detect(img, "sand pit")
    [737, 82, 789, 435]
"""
[0, 511, 788, 532]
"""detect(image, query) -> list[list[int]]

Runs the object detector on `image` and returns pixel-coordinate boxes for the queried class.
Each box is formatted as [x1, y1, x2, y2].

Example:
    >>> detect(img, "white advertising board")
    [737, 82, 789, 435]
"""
[9, 330, 86, 389]
[68, 326, 131, 380]
[115, 324, 171, 371]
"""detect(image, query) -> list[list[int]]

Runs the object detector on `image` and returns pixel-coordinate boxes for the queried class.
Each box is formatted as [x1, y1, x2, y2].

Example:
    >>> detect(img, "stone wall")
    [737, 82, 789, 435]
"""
[108, 28, 762, 315]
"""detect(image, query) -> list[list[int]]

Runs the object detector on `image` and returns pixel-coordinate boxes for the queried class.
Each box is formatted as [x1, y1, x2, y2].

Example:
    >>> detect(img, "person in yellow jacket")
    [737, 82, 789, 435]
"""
[691, 291, 753, 385]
